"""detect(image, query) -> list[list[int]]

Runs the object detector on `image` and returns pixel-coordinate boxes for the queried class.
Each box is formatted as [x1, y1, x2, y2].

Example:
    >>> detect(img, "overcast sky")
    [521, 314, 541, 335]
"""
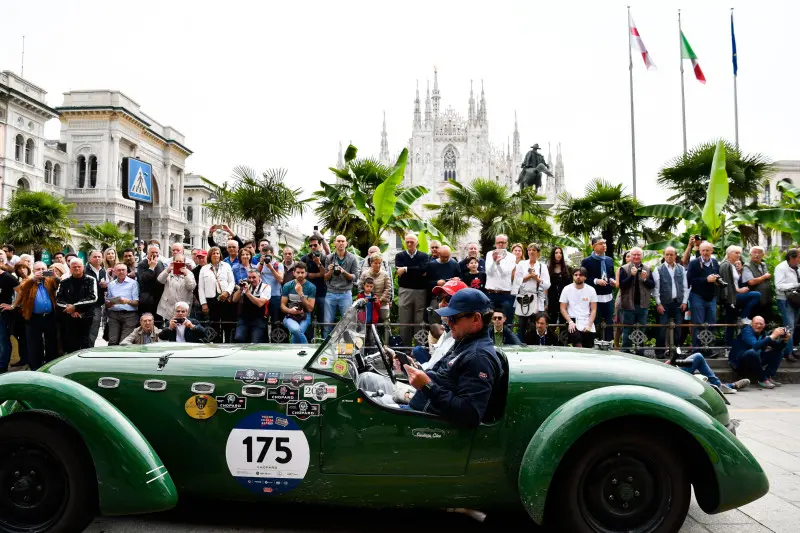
[2, 0, 798, 229]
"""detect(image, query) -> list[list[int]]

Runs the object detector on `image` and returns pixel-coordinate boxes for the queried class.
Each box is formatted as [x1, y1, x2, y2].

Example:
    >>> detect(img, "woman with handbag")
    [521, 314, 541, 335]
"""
[198, 247, 235, 341]
[514, 243, 550, 339]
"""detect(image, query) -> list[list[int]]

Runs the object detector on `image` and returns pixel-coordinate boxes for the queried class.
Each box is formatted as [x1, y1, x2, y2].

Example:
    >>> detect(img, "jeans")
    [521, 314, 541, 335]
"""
[324, 292, 353, 337]
[234, 316, 268, 343]
[657, 301, 683, 354]
[777, 299, 799, 350]
[267, 295, 282, 323]
[689, 293, 716, 348]
[412, 346, 431, 364]
[0, 311, 13, 369]
[622, 306, 649, 352]
[595, 300, 614, 341]
[488, 293, 515, 322]
[682, 353, 721, 387]
[60, 313, 93, 354]
[283, 315, 312, 343]
[88, 305, 102, 346]
[730, 347, 783, 381]
[736, 291, 761, 319]
[26, 313, 58, 370]
[306, 295, 325, 341]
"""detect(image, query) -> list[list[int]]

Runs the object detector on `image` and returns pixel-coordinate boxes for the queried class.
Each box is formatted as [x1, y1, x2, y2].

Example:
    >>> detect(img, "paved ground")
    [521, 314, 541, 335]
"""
[83, 385, 800, 533]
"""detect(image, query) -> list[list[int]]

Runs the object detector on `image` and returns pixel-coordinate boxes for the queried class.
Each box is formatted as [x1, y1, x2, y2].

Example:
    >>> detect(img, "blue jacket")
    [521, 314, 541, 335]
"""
[729, 325, 786, 364]
[409, 328, 502, 428]
[686, 257, 720, 301]
[581, 254, 615, 297]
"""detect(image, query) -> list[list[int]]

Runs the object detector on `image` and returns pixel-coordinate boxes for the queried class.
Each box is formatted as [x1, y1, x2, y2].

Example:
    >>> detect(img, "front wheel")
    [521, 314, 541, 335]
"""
[548, 426, 690, 533]
[0, 413, 96, 533]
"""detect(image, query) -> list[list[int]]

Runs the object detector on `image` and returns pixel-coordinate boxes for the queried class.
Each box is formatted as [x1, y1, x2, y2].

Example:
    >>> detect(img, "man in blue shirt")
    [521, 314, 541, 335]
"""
[729, 316, 789, 389]
[105, 263, 140, 345]
[257, 244, 285, 325]
[281, 263, 316, 343]
[7, 262, 57, 370]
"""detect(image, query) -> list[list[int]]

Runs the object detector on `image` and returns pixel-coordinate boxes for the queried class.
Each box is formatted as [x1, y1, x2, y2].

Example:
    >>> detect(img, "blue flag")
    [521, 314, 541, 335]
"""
[731, 13, 738, 76]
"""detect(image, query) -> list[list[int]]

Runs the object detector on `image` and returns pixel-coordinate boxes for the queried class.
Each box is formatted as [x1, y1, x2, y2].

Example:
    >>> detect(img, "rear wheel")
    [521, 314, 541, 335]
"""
[548, 426, 690, 533]
[0, 413, 96, 533]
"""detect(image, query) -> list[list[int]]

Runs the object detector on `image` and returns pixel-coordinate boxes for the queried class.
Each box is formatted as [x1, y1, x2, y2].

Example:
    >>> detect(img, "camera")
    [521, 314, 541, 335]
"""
[239, 280, 248, 288]
[263, 255, 273, 263]
[714, 277, 728, 288]
[333, 266, 342, 276]
[313, 250, 322, 258]
[694, 234, 702, 242]
[175, 317, 185, 325]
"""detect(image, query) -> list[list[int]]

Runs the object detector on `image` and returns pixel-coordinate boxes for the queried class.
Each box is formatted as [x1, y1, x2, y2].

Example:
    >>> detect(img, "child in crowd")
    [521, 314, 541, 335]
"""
[462, 257, 487, 293]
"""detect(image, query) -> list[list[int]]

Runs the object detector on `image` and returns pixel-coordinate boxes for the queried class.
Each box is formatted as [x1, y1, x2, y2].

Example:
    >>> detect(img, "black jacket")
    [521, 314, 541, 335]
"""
[157, 322, 208, 343]
[85, 264, 107, 306]
[409, 327, 502, 428]
[137, 259, 166, 315]
[55, 275, 98, 314]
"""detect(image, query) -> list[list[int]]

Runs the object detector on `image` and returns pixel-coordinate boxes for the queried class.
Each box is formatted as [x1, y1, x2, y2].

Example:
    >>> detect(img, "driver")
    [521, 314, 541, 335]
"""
[357, 279, 467, 403]
[404, 289, 502, 428]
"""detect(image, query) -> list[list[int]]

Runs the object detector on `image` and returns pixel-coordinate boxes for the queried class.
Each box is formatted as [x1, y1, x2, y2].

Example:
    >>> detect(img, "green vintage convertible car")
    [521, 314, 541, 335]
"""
[0, 307, 768, 533]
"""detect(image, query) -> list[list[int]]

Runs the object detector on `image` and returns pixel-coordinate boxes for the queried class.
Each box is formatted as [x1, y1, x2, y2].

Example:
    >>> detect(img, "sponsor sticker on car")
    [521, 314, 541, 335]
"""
[235, 369, 266, 384]
[216, 393, 247, 413]
[286, 400, 320, 420]
[303, 383, 337, 401]
[267, 386, 299, 404]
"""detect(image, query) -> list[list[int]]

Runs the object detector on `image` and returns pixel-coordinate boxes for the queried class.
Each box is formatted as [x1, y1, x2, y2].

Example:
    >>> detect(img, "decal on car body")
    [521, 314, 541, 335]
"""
[185, 394, 217, 420]
[286, 400, 320, 420]
[267, 386, 299, 404]
[266, 372, 281, 385]
[333, 359, 349, 376]
[281, 371, 314, 387]
[235, 369, 266, 384]
[216, 393, 247, 413]
[225, 411, 310, 495]
[303, 383, 337, 401]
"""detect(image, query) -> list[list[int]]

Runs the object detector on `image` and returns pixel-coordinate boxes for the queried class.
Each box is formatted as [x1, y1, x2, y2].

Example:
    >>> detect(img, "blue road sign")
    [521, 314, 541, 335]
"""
[126, 158, 153, 203]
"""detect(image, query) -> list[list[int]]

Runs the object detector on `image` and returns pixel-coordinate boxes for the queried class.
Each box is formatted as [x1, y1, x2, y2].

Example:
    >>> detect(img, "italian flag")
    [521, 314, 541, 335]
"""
[680, 31, 706, 84]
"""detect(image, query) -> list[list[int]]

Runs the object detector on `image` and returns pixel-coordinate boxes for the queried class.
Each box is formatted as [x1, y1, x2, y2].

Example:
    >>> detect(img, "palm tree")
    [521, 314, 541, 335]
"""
[80, 221, 135, 252]
[555, 179, 643, 258]
[203, 167, 308, 244]
[658, 139, 774, 209]
[0, 191, 75, 260]
[428, 179, 552, 254]
[312, 145, 444, 255]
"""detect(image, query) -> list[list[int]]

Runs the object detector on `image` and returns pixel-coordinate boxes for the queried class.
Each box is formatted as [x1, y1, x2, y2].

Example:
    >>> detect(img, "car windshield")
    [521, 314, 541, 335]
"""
[306, 306, 365, 379]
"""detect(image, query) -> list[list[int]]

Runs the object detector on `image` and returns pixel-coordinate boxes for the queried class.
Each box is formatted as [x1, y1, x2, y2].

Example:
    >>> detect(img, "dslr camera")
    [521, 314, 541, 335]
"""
[714, 276, 728, 288]
[239, 280, 249, 289]
[263, 254, 273, 263]
[312, 250, 322, 258]
[333, 265, 342, 276]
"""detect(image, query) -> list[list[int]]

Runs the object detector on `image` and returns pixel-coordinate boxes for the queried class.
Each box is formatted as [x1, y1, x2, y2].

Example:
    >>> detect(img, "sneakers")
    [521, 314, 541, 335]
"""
[758, 380, 776, 389]
[731, 379, 750, 390]
[740, 318, 752, 325]
[769, 378, 782, 387]
[720, 384, 737, 394]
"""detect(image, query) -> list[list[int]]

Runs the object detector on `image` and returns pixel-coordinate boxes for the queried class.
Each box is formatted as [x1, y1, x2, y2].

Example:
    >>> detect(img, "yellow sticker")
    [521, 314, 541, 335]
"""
[333, 359, 349, 376]
[337, 343, 354, 355]
[185, 394, 218, 420]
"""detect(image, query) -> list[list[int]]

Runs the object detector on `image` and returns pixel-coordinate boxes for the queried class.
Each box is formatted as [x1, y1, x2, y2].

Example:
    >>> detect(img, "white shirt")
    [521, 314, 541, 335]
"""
[175, 324, 186, 342]
[422, 331, 455, 370]
[559, 283, 598, 332]
[774, 260, 800, 299]
[651, 262, 689, 306]
[514, 260, 551, 312]
[485, 249, 517, 291]
[197, 262, 236, 305]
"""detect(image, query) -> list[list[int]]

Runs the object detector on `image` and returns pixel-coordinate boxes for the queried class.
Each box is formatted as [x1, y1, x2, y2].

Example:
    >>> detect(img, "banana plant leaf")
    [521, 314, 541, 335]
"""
[701, 141, 729, 234]
[756, 208, 800, 224]
[642, 239, 685, 251]
[635, 204, 700, 221]
[394, 185, 428, 218]
[372, 149, 407, 227]
[344, 144, 358, 163]
[777, 180, 800, 198]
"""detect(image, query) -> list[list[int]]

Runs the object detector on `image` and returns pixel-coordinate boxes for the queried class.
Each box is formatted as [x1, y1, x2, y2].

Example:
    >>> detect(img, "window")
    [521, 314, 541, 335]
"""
[25, 139, 34, 165]
[45, 161, 52, 184]
[170, 185, 175, 207]
[53, 164, 61, 186]
[15, 135, 23, 161]
[88, 156, 97, 188]
[763, 183, 771, 205]
[16, 178, 29, 191]
[187, 206, 193, 222]
[77, 155, 86, 188]
[443, 146, 457, 181]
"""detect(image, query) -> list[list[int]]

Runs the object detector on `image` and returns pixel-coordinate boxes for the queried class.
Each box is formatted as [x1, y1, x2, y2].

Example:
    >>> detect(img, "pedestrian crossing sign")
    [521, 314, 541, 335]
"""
[122, 157, 153, 203]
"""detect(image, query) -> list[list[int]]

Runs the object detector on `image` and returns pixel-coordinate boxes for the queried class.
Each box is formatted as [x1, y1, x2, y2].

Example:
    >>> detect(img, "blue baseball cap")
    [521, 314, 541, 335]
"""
[435, 288, 492, 317]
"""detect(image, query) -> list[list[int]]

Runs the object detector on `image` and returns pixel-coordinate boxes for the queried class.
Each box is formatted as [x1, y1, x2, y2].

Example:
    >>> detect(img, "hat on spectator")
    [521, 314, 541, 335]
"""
[432, 278, 467, 296]
[195, 249, 208, 257]
[435, 288, 491, 317]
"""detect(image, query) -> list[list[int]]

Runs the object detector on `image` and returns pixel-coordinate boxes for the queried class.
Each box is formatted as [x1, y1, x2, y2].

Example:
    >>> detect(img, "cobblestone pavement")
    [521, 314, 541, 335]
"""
[85, 386, 800, 533]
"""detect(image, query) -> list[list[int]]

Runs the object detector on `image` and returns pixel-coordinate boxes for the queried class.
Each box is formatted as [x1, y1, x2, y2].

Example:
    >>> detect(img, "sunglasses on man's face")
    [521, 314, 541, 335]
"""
[492, 316, 504, 321]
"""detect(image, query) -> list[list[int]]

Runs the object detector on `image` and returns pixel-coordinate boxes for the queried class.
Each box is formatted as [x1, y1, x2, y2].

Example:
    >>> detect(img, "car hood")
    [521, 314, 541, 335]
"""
[505, 346, 730, 426]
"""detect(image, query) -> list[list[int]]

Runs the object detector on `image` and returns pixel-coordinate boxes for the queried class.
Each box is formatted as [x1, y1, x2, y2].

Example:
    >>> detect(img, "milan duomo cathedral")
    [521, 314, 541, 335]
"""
[338, 68, 566, 207]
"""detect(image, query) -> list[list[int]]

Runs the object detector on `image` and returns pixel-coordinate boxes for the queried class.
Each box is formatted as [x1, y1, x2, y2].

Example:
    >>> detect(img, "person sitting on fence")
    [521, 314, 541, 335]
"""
[490, 309, 521, 346]
[618, 247, 655, 353]
[719, 245, 761, 348]
[525, 312, 559, 346]
[728, 316, 789, 389]
[666, 353, 749, 394]
[281, 262, 316, 344]
[121, 313, 161, 345]
[158, 301, 208, 343]
[559, 267, 598, 348]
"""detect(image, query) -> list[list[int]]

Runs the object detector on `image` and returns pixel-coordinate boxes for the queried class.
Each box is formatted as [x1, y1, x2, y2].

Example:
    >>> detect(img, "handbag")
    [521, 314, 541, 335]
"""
[789, 269, 800, 308]
[515, 263, 541, 317]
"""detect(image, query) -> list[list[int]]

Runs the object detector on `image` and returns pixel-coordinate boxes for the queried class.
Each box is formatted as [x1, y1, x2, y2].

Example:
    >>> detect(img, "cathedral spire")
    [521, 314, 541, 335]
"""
[513, 110, 520, 161]
[337, 141, 344, 169]
[380, 112, 390, 164]
[413, 80, 421, 129]
[468, 80, 475, 125]
[478, 79, 487, 126]
[431, 66, 441, 117]
[424, 79, 432, 127]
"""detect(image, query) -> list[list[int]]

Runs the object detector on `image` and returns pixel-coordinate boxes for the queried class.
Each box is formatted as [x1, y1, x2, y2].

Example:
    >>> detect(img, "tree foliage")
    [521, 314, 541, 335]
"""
[202, 167, 308, 244]
[0, 191, 75, 259]
[428, 178, 552, 255]
[79, 221, 135, 253]
[555, 179, 643, 258]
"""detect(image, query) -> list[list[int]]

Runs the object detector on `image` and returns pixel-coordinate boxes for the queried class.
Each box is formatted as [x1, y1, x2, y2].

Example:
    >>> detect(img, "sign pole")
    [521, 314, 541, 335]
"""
[134, 201, 141, 244]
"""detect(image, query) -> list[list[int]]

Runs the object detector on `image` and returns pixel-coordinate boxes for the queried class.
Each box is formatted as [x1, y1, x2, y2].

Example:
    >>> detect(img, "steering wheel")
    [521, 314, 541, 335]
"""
[372, 325, 397, 384]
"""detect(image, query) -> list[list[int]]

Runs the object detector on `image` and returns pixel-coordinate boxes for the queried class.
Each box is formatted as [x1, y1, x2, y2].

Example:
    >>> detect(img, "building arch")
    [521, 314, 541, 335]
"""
[442, 144, 459, 181]
[53, 164, 61, 186]
[88, 155, 98, 188]
[77, 155, 86, 188]
[14, 135, 24, 161]
[45, 161, 53, 184]
[16, 178, 30, 191]
[25, 139, 34, 165]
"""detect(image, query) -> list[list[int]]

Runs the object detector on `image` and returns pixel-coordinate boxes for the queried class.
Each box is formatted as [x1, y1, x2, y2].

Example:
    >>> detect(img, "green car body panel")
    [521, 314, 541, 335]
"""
[0, 371, 177, 515]
[0, 333, 769, 523]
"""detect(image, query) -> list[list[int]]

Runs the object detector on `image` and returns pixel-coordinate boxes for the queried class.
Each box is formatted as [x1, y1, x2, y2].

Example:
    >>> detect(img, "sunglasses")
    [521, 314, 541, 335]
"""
[492, 316, 504, 321]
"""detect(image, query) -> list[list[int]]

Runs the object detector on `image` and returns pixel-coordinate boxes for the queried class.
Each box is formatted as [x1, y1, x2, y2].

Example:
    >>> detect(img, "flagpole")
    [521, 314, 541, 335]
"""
[732, 8, 739, 149]
[628, 5, 637, 199]
[678, 10, 687, 155]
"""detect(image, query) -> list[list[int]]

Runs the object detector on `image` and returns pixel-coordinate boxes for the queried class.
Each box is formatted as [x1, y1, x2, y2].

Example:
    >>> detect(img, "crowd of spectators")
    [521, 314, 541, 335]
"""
[1, 225, 798, 391]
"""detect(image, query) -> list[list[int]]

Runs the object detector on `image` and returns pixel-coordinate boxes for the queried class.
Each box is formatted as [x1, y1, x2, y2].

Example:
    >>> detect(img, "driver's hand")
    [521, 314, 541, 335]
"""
[404, 365, 431, 390]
